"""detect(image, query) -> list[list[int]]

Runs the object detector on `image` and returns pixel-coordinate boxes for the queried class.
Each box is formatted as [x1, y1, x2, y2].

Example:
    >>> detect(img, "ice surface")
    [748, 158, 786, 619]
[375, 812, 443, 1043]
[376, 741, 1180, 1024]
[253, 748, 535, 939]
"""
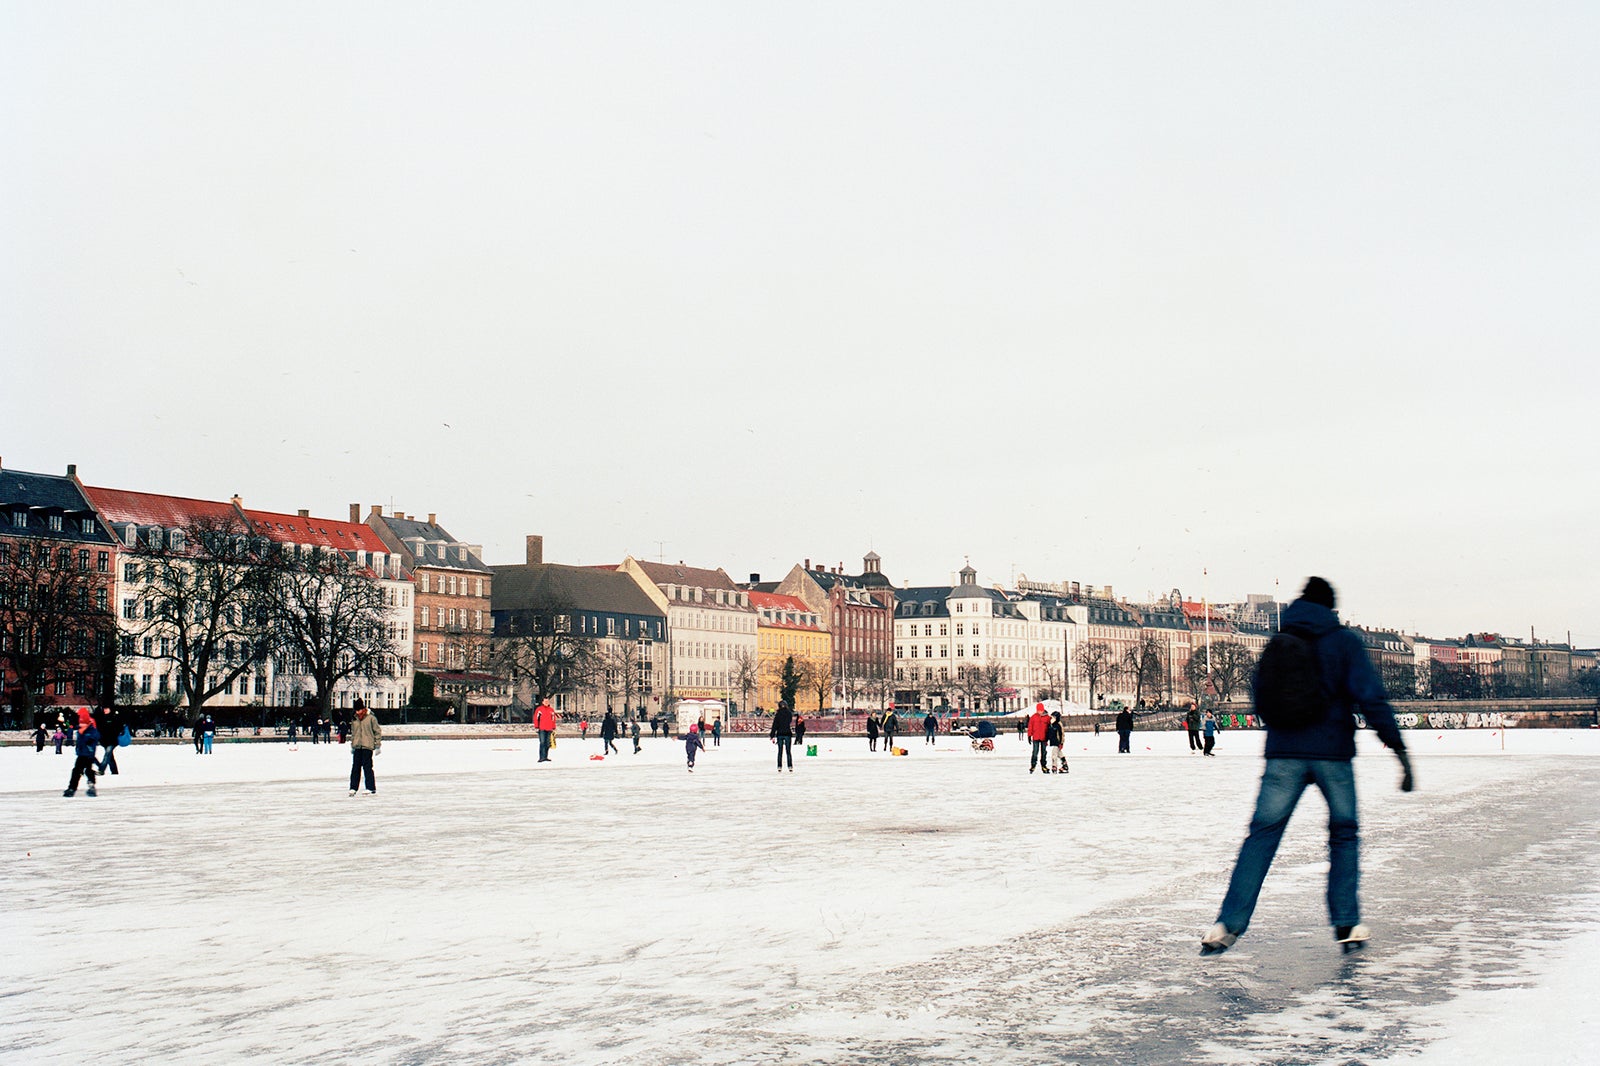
[3, 727, 1597, 1064]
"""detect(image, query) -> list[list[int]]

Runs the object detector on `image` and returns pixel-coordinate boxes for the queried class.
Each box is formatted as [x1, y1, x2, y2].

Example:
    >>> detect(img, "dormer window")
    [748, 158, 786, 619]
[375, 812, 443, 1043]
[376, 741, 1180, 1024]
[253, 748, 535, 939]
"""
[168, 530, 185, 551]
[123, 525, 137, 546]
[48, 514, 63, 531]
[9, 512, 24, 528]
[80, 517, 95, 534]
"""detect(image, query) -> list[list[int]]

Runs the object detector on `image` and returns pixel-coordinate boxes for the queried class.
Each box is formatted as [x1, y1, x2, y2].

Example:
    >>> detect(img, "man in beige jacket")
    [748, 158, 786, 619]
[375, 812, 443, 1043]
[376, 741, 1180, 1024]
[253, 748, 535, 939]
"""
[348, 699, 382, 795]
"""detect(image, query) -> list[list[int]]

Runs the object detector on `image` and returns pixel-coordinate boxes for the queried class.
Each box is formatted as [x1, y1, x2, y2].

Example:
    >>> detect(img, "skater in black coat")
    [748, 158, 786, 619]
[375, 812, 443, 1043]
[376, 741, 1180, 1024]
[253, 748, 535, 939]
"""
[97, 707, 121, 775]
[1115, 708, 1133, 753]
[600, 710, 620, 755]
[865, 713, 879, 752]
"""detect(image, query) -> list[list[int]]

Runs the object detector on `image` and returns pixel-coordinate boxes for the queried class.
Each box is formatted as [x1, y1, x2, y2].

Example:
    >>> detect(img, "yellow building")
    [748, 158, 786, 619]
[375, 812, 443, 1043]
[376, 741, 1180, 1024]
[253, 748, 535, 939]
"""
[749, 591, 831, 712]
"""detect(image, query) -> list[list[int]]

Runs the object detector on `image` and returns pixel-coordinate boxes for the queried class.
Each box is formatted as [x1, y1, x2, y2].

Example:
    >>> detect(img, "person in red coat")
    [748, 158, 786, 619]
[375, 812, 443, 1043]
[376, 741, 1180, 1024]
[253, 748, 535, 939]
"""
[1027, 703, 1051, 774]
[534, 701, 557, 763]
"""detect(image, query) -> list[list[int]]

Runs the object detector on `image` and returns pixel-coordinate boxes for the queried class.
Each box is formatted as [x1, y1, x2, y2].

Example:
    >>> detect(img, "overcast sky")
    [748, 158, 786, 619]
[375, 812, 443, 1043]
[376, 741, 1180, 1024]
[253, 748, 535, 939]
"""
[4, 2, 1596, 644]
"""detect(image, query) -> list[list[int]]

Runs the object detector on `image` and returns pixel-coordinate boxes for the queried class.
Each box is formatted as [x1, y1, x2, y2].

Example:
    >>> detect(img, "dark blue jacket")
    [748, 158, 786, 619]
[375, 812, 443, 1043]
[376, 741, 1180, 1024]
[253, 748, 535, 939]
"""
[75, 725, 100, 759]
[1256, 599, 1405, 760]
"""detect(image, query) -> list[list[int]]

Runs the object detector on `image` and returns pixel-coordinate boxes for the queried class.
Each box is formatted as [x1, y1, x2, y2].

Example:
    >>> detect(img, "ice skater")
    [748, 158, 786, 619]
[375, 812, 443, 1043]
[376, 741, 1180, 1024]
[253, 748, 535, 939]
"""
[685, 722, 705, 772]
[347, 699, 381, 795]
[1202, 710, 1218, 756]
[534, 700, 556, 762]
[793, 712, 806, 751]
[881, 709, 898, 753]
[712, 718, 721, 747]
[201, 714, 215, 754]
[1115, 708, 1133, 753]
[1202, 577, 1414, 957]
[97, 707, 121, 775]
[1048, 711, 1068, 774]
[601, 710, 620, 755]
[34, 723, 48, 752]
[866, 713, 879, 752]
[1027, 703, 1051, 773]
[1186, 704, 1203, 753]
[631, 718, 642, 754]
[770, 701, 795, 772]
[63, 709, 99, 797]
[923, 711, 938, 745]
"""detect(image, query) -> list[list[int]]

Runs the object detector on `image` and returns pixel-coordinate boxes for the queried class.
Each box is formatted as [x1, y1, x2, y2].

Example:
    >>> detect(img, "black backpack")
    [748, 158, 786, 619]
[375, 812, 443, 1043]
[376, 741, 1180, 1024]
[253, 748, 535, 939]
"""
[1253, 625, 1328, 730]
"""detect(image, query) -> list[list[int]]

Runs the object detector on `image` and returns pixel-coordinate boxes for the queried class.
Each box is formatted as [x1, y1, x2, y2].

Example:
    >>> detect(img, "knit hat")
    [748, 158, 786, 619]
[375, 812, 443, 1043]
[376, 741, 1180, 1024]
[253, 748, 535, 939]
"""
[1301, 576, 1336, 610]
[77, 708, 94, 729]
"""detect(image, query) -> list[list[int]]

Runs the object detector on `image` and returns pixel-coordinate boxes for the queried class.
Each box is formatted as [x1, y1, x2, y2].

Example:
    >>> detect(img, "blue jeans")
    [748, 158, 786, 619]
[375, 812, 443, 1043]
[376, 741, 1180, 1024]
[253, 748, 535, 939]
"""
[537, 730, 552, 761]
[1217, 758, 1360, 934]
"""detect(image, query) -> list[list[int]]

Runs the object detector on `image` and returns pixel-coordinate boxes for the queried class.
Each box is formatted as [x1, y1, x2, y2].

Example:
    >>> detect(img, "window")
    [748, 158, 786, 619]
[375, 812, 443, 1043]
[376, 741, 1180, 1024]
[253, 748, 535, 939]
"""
[142, 637, 154, 657]
[78, 549, 90, 571]
[940, 646, 949, 658]
[420, 606, 430, 628]
[419, 643, 429, 664]
[82, 518, 95, 534]
[924, 645, 933, 659]
[909, 646, 917, 658]
[123, 598, 137, 620]
[49, 514, 62, 532]
[124, 562, 138, 582]
[140, 674, 152, 694]
[10, 512, 24, 528]
[119, 674, 135, 696]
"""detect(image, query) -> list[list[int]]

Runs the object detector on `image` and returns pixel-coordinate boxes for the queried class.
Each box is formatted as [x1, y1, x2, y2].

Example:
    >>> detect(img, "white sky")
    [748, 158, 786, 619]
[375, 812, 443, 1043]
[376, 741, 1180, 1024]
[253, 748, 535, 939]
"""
[4, 2, 1596, 644]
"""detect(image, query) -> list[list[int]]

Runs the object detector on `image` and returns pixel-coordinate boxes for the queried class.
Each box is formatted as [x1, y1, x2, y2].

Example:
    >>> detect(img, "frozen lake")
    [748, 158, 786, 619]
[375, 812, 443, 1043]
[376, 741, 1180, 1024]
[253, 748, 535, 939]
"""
[3, 727, 1598, 1065]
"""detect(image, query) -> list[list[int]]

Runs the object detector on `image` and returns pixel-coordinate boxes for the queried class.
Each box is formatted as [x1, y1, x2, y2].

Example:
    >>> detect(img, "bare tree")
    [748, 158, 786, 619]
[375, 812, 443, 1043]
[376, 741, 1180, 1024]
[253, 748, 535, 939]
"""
[437, 619, 497, 722]
[1031, 649, 1063, 701]
[949, 664, 986, 712]
[0, 538, 117, 718]
[1183, 639, 1256, 704]
[128, 516, 275, 712]
[862, 661, 895, 711]
[796, 653, 831, 714]
[263, 547, 398, 714]
[1073, 640, 1117, 708]
[730, 646, 760, 717]
[599, 638, 650, 721]
[493, 594, 602, 715]
[1122, 636, 1166, 707]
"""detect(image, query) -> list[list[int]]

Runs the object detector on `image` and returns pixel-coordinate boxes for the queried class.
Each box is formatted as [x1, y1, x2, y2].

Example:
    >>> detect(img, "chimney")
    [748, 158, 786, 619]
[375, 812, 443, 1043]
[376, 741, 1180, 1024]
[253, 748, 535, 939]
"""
[804, 558, 810, 570]
[526, 535, 543, 565]
[749, 573, 760, 584]
[349, 504, 361, 522]
[230, 494, 242, 508]
[371, 504, 382, 518]
[297, 509, 310, 518]
[67, 464, 77, 479]
[428, 513, 437, 525]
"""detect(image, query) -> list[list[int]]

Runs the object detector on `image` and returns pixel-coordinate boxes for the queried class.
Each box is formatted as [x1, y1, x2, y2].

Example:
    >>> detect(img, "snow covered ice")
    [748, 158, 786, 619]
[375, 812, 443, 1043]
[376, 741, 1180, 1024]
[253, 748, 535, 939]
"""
[3, 727, 1598, 1065]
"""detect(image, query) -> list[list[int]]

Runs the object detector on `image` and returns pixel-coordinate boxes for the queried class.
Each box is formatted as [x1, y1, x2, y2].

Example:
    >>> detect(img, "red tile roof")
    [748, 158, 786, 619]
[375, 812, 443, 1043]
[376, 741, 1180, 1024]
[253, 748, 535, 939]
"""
[749, 591, 823, 630]
[241, 507, 392, 553]
[83, 485, 242, 528]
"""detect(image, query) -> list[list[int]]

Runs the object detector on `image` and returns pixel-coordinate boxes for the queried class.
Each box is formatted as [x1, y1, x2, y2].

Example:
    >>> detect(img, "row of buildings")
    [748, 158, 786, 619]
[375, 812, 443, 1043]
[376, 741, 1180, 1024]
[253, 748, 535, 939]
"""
[2, 459, 1594, 722]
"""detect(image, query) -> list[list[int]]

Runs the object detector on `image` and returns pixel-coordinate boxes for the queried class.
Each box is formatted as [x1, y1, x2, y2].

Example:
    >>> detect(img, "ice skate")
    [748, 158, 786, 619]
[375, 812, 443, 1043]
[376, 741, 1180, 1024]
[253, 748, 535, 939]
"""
[87, 785, 97, 796]
[1335, 924, 1369, 953]
[1200, 923, 1238, 956]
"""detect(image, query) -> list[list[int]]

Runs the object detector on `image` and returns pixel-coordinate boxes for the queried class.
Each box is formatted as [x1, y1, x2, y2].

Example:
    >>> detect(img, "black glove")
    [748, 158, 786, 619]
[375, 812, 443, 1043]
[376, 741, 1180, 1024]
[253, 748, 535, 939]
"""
[1396, 748, 1415, 793]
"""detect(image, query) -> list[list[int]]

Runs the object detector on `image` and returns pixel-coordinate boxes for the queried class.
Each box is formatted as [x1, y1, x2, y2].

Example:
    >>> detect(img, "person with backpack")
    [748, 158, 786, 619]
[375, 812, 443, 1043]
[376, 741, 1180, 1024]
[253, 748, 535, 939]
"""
[1201, 577, 1414, 958]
